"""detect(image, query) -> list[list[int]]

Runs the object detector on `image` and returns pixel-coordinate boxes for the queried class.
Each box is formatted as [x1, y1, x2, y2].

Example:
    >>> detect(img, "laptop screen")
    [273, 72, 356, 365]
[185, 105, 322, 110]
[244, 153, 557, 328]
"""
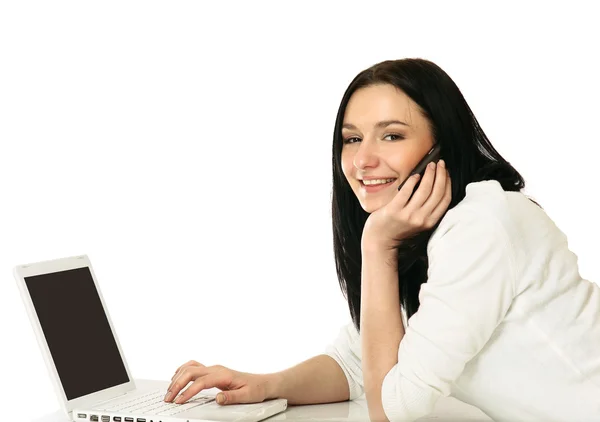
[25, 266, 130, 400]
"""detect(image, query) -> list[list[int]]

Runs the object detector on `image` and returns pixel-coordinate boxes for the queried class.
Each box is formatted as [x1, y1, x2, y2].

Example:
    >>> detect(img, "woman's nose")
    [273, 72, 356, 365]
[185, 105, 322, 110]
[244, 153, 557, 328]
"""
[353, 140, 379, 170]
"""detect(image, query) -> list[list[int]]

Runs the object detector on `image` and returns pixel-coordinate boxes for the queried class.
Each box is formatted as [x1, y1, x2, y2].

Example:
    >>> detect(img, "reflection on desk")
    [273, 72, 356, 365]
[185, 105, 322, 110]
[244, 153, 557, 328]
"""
[32, 379, 491, 422]
[264, 394, 491, 421]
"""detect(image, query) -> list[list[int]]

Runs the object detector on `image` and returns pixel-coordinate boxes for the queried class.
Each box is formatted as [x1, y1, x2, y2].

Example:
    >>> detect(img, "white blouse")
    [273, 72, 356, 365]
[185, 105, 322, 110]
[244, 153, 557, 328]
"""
[325, 180, 600, 421]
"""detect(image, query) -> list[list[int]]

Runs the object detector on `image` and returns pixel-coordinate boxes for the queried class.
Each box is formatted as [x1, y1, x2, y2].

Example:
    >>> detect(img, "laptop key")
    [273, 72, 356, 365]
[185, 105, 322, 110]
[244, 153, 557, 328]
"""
[99, 389, 215, 418]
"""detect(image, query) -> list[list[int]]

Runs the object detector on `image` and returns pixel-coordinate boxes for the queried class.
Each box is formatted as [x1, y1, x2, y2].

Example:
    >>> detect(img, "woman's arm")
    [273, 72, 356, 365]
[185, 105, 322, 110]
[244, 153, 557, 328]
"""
[267, 354, 351, 405]
[267, 316, 366, 405]
[360, 243, 404, 422]
[365, 210, 516, 422]
[166, 325, 361, 406]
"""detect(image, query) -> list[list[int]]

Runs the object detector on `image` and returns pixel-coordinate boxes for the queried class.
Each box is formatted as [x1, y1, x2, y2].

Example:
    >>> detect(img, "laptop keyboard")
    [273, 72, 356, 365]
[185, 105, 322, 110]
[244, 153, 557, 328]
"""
[99, 389, 215, 416]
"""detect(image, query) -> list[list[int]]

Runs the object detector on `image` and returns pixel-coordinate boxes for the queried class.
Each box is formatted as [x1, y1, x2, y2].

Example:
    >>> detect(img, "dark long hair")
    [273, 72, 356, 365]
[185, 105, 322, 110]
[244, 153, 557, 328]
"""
[332, 58, 538, 332]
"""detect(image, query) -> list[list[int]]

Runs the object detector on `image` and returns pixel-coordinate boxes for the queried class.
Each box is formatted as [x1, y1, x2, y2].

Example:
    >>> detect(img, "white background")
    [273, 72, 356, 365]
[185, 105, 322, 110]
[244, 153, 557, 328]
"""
[1, 1, 599, 420]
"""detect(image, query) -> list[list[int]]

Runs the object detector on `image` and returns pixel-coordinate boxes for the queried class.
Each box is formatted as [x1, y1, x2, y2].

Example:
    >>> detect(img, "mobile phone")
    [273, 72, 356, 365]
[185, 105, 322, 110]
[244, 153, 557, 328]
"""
[397, 144, 442, 191]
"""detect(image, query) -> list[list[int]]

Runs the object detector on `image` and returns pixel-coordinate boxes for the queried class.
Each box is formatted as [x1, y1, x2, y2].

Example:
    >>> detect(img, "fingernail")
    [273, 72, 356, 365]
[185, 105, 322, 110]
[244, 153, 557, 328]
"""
[216, 393, 226, 404]
[164, 391, 172, 402]
[428, 162, 435, 169]
[413, 173, 421, 180]
[175, 395, 185, 404]
[439, 159, 445, 168]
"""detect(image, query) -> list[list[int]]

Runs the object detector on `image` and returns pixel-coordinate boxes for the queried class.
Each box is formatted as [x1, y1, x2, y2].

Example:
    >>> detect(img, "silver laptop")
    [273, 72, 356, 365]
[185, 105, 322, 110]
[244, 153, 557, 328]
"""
[14, 254, 288, 422]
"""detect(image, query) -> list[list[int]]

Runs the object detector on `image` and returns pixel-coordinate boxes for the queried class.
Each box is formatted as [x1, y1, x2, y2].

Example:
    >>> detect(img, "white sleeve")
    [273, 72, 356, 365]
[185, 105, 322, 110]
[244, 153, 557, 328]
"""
[324, 321, 364, 400]
[381, 211, 517, 421]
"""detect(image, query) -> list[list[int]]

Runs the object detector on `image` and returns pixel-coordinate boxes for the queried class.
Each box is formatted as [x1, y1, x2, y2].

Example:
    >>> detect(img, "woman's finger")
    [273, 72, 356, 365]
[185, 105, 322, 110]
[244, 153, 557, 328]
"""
[175, 371, 233, 404]
[166, 366, 208, 402]
[420, 160, 448, 215]
[404, 161, 438, 212]
[172, 360, 204, 381]
[394, 173, 422, 208]
[429, 170, 452, 223]
[218, 387, 254, 405]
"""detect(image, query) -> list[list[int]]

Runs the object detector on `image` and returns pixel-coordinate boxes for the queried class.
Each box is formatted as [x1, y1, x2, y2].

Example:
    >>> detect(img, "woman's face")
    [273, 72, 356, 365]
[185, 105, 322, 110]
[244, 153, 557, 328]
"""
[341, 83, 435, 213]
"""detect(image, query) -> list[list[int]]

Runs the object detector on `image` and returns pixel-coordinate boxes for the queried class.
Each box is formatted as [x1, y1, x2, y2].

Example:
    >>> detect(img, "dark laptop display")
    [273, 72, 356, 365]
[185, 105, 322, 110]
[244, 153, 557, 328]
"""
[25, 267, 129, 400]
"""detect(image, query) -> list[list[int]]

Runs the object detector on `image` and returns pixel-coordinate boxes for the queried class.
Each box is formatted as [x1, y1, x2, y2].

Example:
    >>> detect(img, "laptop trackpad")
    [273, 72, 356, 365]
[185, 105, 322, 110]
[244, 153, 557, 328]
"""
[179, 399, 286, 422]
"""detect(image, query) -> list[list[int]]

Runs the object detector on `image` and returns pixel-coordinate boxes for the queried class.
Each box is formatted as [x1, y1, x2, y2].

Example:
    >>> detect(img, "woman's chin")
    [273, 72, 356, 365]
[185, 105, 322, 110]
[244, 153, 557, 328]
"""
[358, 197, 389, 214]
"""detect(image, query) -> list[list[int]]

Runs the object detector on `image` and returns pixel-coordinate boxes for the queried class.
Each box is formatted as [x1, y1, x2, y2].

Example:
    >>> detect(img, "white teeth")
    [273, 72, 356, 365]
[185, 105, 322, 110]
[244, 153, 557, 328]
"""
[362, 178, 396, 186]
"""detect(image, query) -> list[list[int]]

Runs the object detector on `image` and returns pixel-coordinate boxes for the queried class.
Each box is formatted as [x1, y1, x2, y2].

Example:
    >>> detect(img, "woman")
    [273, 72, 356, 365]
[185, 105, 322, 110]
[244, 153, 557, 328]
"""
[163, 59, 600, 421]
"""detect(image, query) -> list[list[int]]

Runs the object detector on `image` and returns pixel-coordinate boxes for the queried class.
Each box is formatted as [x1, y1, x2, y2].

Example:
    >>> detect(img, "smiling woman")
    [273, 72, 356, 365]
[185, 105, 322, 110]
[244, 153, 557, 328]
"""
[166, 58, 600, 422]
[331, 60, 530, 326]
[340, 85, 436, 212]
[326, 58, 600, 421]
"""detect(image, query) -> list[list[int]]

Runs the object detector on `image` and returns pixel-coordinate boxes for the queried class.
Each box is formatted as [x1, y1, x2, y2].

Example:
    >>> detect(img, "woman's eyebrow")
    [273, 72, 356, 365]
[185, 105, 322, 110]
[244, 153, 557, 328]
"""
[342, 119, 410, 130]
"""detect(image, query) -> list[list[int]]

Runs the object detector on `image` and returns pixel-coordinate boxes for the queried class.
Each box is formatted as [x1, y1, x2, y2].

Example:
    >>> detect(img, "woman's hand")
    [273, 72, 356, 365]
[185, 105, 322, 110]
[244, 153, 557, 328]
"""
[362, 160, 452, 251]
[164, 360, 279, 405]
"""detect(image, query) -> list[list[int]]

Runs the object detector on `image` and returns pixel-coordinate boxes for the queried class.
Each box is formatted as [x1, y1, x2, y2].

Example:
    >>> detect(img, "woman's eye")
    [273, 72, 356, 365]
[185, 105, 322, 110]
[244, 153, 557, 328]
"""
[343, 134, 404, 144]
[384, 134, 405, 141]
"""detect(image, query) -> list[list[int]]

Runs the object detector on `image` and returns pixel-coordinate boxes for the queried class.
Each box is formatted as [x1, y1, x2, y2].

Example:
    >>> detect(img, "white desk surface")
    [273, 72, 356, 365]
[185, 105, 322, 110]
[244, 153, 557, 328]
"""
[33, 379, 492, 422]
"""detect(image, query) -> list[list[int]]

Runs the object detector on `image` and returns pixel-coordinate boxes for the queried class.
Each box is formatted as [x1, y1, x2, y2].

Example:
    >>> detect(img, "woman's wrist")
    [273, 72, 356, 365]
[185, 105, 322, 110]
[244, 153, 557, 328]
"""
[264, 371, 285, 399]
[361, 225, 403, 253]
[361, 237, 399, 274]
[361, 234, 399, 255]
